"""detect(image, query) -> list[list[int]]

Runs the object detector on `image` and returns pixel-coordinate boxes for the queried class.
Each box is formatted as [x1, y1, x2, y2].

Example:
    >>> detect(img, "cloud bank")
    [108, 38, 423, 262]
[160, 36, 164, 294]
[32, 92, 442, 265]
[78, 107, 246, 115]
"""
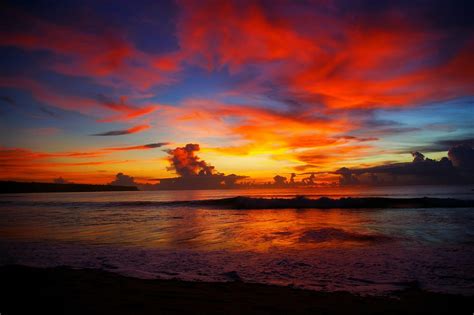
[336, 145, 474, 186]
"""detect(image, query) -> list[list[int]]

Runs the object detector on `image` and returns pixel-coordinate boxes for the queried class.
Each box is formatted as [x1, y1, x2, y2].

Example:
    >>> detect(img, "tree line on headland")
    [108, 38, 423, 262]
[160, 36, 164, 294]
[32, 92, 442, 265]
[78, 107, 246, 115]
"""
[0, 181, 138, 194]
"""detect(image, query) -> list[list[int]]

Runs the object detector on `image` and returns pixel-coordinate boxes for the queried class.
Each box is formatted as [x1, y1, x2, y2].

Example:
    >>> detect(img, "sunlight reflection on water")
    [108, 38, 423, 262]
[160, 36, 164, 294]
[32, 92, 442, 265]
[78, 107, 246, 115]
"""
[0, 186, 473, 295]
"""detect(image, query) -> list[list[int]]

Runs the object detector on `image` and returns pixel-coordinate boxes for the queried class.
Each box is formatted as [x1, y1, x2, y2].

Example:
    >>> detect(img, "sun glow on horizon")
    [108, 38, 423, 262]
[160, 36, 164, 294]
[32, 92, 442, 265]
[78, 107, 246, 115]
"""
[0, 0, 473, 187]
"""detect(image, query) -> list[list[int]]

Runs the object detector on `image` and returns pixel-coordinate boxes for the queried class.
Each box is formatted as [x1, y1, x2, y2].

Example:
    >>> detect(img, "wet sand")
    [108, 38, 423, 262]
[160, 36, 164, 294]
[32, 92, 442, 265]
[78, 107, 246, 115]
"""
[0, 265, 471, 314]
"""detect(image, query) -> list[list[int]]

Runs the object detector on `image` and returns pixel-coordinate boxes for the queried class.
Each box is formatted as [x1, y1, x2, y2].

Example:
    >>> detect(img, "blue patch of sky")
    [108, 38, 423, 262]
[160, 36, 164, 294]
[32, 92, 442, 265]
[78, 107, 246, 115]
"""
[372, 97, 474, 153]
[149, 66, 242, 105]
[376, 97, 474, 131]
[0, 48, 46, 77]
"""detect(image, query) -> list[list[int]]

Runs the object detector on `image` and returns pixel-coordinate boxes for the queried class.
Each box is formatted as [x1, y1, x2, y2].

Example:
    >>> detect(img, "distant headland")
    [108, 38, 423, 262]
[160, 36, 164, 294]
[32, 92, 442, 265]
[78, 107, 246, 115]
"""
[0, 181, 138, 194]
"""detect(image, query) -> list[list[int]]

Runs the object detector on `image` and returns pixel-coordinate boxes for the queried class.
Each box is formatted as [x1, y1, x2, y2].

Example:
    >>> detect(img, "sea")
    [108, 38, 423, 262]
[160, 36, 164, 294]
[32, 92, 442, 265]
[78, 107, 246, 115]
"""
[1, 185, 473, 295]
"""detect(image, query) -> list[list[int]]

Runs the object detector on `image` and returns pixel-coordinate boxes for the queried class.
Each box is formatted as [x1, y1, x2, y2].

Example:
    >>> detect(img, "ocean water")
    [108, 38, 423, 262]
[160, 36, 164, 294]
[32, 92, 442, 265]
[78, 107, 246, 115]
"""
[0, 185, 473, 295]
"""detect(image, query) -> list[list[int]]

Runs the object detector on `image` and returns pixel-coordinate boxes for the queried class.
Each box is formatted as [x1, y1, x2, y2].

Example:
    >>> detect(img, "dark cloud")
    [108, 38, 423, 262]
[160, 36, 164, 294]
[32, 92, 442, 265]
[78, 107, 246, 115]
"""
[448, 144, 474, 169]
[409, 137, 474, 153]
[337, 136, 378, 142]
[336, 145, 474, 186]
[411, 151, 425, 163]
[335, 167, 359, 186]
[439, 138, 474, 149]
[259, 172, 317, 188]
[109, 173, 137, 187]
[338, 0, 474, 31]
[91, 125, 149, 136]
[373, 127, 421, 135]
[53, 177, 70, 184]
[145, 143, 168, 148]
[0, 96, 16, 106]
[93, 130, 133, 136]
[96, 94, 128, 111]
[39, 106, 58, 118]
[301, 173, 316, 185]
[273, 175, 287, 186]
[106, 142, 169, 151]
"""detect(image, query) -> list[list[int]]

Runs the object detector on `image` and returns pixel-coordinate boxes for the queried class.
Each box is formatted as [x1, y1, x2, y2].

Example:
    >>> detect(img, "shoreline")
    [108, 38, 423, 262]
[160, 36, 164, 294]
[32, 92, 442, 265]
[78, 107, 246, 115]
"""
[0, 265, 471, 314]
[3, 196, 473, 209]
[190, 196, 474, 209]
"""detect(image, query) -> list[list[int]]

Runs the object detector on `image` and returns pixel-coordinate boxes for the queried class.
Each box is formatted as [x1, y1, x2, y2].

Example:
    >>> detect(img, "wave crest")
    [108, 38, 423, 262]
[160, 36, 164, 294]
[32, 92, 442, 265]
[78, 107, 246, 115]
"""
[2, 196, 473, 209]
[298, 228, 391, 243]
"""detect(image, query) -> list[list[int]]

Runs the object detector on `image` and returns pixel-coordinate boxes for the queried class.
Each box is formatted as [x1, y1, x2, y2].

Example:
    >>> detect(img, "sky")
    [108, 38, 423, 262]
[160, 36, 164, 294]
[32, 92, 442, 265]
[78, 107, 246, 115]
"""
[0, 0, 473, 185]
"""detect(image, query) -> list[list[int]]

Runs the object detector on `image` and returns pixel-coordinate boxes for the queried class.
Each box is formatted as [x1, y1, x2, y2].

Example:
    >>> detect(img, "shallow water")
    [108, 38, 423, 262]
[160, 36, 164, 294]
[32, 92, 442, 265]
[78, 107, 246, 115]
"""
[1, 186, 473, 295]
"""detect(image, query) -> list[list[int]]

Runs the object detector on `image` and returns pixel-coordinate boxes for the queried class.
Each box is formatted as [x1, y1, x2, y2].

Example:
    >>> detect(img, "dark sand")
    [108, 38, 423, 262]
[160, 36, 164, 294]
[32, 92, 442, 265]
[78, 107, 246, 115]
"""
[0, 265, 472, 314]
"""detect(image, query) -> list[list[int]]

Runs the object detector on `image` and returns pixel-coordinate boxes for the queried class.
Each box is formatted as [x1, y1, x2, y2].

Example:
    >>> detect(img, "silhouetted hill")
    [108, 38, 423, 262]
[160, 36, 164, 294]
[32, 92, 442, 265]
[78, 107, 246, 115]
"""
[0, 181, 138, 194]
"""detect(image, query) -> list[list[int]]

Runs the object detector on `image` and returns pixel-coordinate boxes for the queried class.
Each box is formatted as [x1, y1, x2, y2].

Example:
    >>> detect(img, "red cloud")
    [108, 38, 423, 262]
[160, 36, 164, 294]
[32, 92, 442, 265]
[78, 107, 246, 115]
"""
[0, 10, 176, 90]
[175, 0, 474, 110]
[176, 0, 318, 71]
[0, 77, 158, 121]
[94, 95, 159, 122]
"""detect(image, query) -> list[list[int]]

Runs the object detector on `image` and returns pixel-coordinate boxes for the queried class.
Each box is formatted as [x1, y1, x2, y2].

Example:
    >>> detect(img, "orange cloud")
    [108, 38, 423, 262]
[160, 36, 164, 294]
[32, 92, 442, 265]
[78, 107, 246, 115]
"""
[0, 147, 131, 183]
[0, 144, 172, 183]
[158, 98, 370, 172]
[189, 100, 352, 138]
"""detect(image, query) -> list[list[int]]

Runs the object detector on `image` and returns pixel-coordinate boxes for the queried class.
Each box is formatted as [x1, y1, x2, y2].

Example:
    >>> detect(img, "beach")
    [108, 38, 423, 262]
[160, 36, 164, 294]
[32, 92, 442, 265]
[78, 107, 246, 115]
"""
[1, 265, 472, 314]
[1, 188, 473, 313]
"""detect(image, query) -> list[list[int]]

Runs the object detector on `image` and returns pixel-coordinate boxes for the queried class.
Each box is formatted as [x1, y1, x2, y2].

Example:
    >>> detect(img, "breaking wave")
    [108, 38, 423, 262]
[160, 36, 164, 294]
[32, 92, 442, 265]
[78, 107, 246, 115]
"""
[298, 228, 392, 243]
[3, 196, 473, 209]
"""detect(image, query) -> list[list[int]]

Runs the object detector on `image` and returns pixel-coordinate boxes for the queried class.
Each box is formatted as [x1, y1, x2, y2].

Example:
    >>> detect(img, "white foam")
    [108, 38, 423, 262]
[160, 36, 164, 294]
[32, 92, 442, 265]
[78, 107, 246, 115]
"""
[1, 240, 473, 296]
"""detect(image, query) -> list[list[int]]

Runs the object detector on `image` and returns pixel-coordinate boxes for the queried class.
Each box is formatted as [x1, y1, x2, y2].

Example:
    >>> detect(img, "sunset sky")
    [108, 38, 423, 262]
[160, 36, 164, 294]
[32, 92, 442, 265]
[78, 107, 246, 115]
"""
[0, 0, 473, 184]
